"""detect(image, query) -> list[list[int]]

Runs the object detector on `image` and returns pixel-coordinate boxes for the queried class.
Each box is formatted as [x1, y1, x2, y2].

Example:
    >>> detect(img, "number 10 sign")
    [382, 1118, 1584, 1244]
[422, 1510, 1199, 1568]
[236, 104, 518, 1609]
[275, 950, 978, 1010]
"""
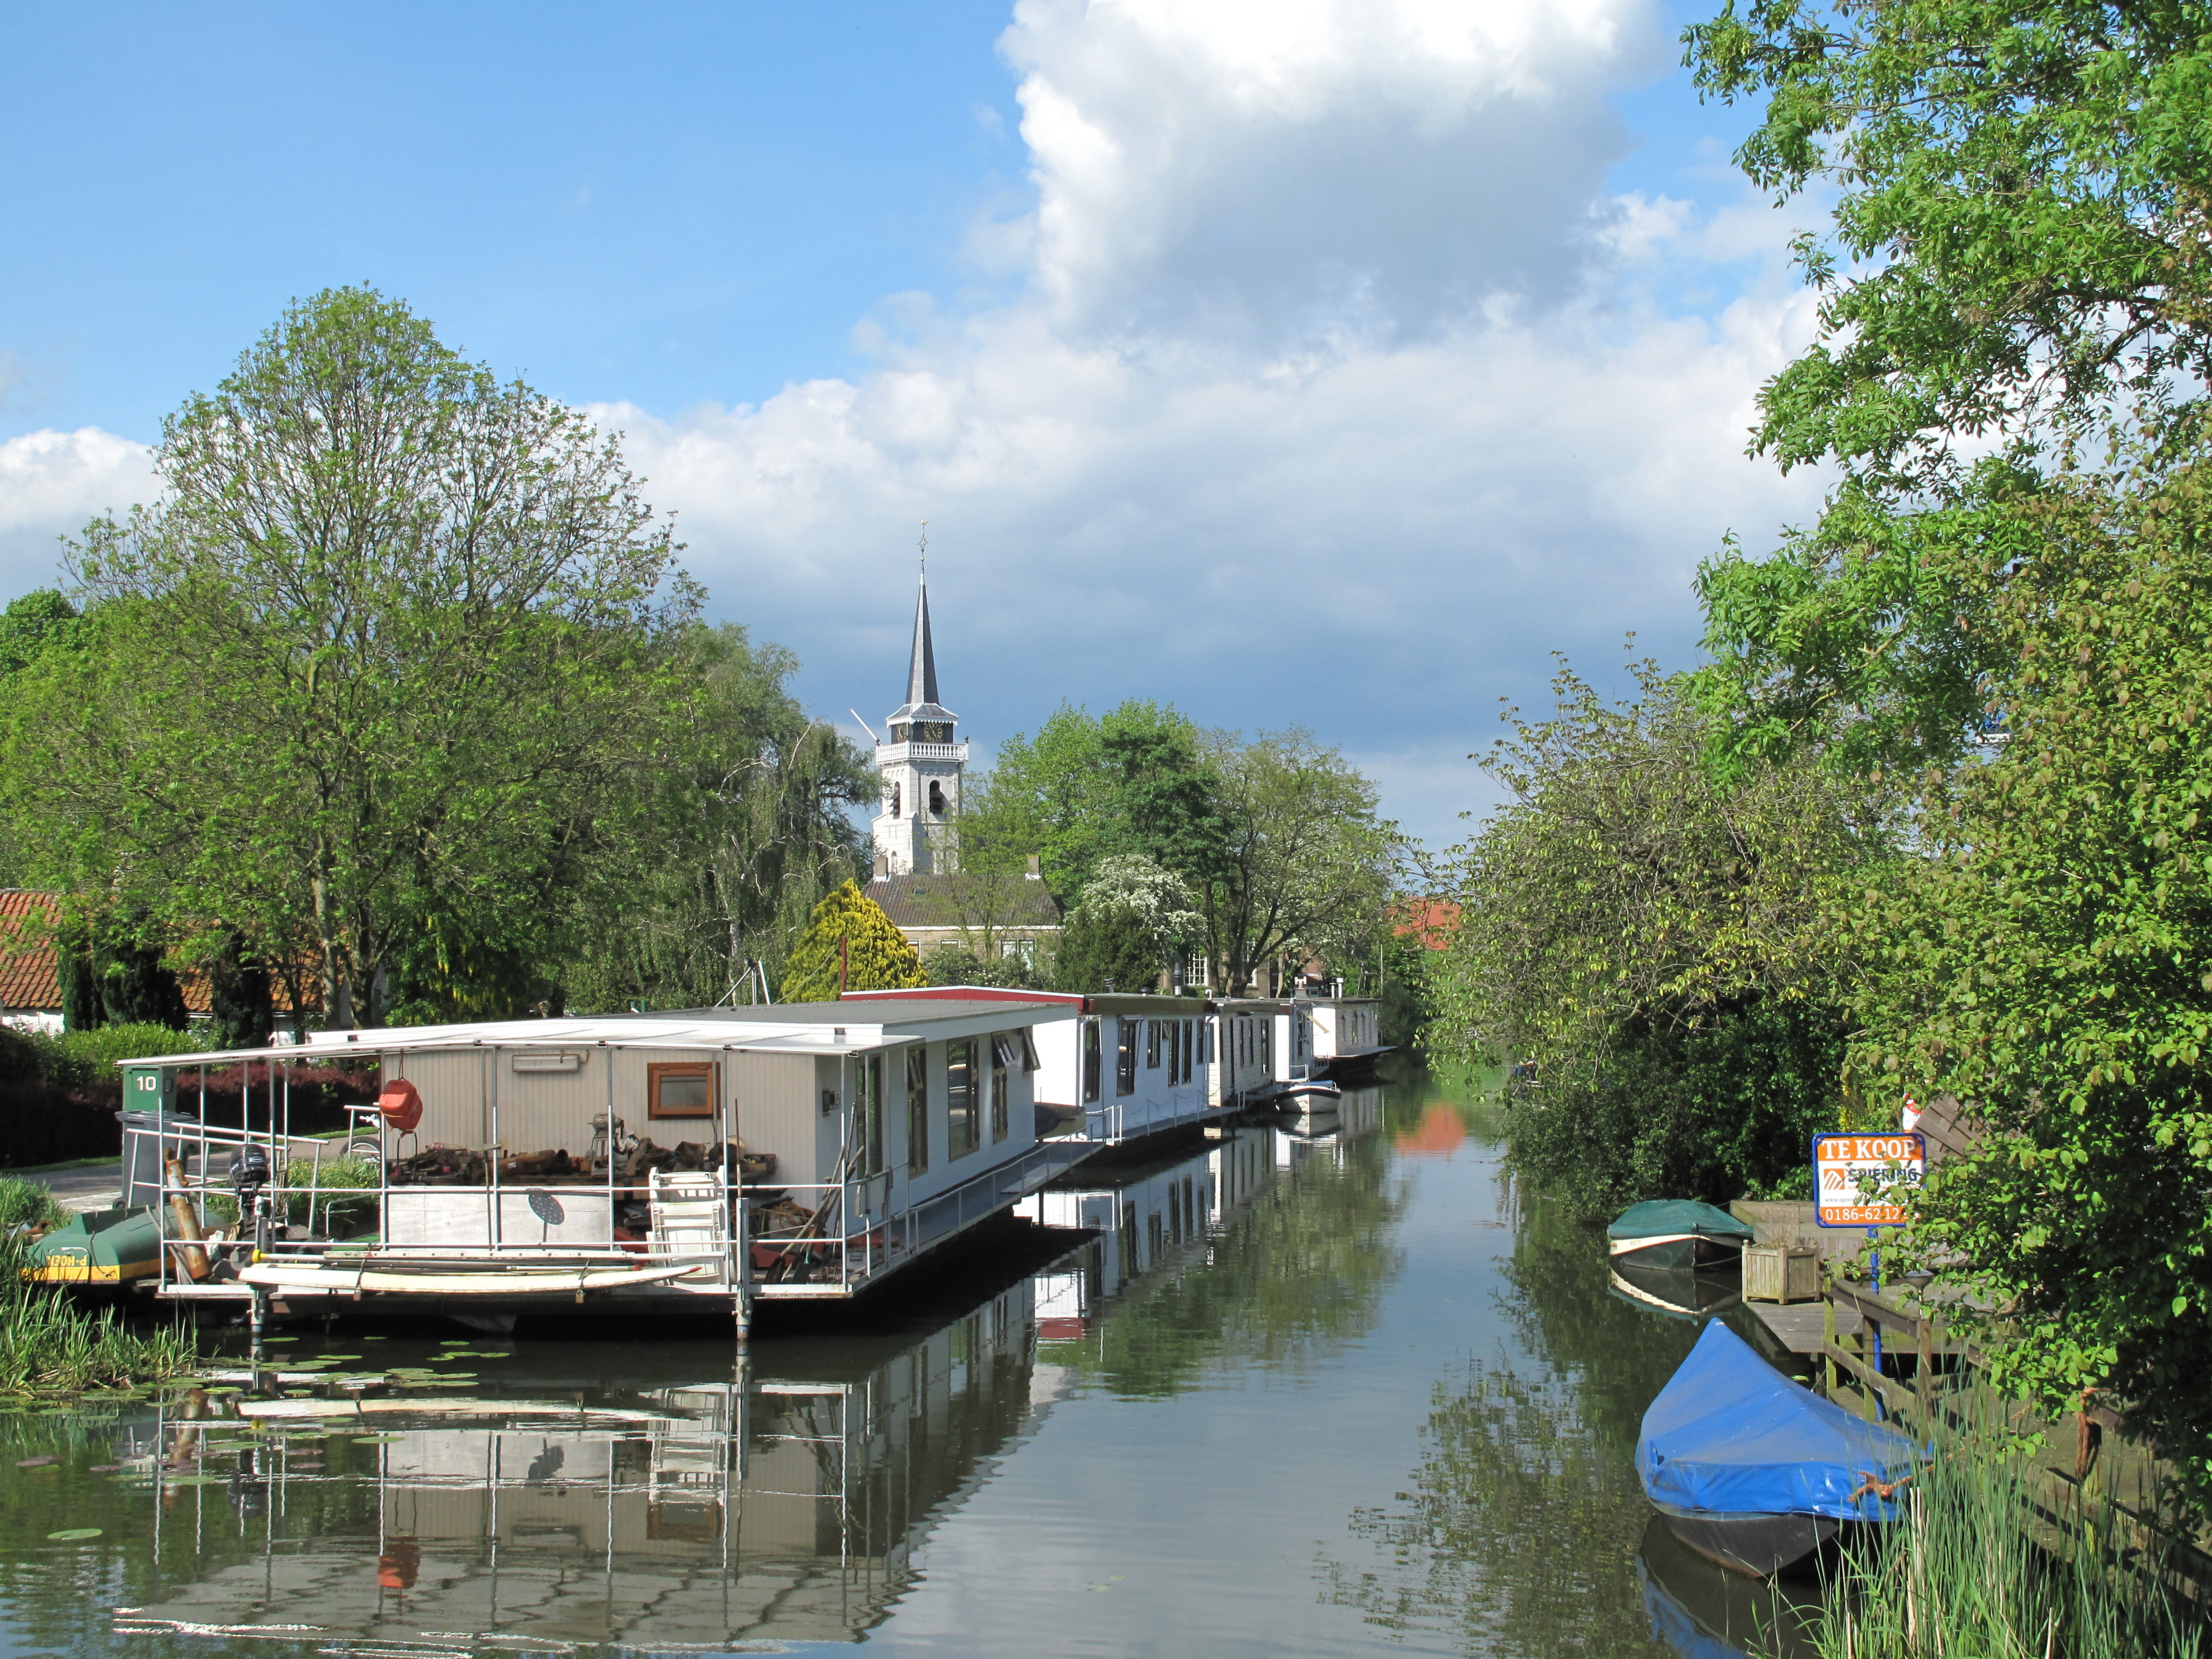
[1812, 1133, 1926, 1228]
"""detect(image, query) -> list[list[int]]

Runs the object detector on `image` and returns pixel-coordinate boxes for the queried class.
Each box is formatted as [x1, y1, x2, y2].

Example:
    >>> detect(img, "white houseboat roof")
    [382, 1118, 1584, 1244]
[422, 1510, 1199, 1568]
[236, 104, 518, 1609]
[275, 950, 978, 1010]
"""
[113, 998, 1077, 1070]
[842, 985, 1210, 1015]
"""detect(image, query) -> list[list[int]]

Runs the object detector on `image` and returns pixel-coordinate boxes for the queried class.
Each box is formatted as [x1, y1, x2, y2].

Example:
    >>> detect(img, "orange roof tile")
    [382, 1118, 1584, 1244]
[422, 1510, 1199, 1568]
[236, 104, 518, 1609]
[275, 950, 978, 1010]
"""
[1391, 897, 1461, 951]
[0, 891, 61, 1012]
[0, 891, 319, 1018]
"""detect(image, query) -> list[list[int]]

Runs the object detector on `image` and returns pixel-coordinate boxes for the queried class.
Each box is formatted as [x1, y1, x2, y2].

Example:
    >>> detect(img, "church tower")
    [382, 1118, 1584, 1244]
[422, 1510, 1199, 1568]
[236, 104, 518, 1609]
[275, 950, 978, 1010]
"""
[870, 568, 966, 876]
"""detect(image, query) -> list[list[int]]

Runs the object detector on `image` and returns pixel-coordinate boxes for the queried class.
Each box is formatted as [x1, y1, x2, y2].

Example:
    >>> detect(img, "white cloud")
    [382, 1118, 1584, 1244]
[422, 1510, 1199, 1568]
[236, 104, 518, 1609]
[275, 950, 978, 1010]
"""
[586, 0, 1823, 849]
[2, 0, 1825, 854]
[0, 426, 154, 592]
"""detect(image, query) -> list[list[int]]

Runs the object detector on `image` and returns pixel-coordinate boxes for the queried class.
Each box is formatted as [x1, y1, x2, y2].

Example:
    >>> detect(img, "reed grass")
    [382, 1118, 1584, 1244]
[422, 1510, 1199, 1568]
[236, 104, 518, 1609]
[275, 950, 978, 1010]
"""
[0, 1174, 67, 1233]
[1809, 1426, 2205, 1658]
[0, 1230, 197, 1394]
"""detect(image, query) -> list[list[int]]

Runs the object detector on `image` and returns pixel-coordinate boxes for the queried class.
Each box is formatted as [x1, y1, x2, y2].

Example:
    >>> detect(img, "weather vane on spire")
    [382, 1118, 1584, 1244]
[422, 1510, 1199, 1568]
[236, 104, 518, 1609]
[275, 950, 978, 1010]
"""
[918, 520, 928, 580]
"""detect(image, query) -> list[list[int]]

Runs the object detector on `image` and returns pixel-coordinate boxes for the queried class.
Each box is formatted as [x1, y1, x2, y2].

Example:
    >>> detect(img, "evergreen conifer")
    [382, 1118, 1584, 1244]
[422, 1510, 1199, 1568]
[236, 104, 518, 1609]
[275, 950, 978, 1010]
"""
[779, 880, 927, 1001]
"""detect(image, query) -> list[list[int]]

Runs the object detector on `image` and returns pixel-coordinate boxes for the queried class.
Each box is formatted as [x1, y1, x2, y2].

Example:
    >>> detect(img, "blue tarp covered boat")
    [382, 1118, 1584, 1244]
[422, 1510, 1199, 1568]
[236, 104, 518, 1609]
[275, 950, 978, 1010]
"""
[1637, 1320, 1921, 1576]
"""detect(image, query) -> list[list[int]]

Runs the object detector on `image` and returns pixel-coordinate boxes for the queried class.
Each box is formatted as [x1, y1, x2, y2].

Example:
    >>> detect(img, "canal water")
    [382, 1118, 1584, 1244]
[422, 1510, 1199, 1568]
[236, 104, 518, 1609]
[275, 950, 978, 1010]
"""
[0, 1065, 1821, 1658]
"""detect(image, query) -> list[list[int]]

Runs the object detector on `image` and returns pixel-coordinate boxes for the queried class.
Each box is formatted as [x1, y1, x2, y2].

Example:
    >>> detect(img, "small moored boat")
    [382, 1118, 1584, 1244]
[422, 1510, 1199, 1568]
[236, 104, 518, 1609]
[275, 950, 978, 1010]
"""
[1607, 1199, 1755, 1271]
[1637, 1320, 1921, 1577]
[21, 1205, 163, 1286]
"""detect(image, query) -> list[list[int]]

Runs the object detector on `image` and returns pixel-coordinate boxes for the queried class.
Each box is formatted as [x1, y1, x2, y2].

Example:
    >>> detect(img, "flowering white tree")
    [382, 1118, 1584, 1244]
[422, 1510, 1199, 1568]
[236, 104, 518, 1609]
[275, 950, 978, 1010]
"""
[1075, 855, 1204, 961]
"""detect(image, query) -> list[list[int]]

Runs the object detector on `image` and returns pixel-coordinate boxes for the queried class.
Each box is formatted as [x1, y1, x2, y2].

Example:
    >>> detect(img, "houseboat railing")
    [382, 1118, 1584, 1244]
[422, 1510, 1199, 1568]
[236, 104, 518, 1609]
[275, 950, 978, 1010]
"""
[128, 1116, 1096, 1302]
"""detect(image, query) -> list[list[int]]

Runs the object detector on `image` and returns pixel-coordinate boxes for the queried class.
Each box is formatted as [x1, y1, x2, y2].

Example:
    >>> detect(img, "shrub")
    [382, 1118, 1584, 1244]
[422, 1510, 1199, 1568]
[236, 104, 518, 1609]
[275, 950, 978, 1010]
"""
[33, 1023, 205, 1090]
[923, 943, 1038, 990]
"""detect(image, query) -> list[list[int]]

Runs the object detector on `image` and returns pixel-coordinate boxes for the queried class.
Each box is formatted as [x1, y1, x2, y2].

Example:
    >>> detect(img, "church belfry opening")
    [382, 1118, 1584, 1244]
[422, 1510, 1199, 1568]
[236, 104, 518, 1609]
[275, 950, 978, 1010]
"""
[869, 561, 967, 876]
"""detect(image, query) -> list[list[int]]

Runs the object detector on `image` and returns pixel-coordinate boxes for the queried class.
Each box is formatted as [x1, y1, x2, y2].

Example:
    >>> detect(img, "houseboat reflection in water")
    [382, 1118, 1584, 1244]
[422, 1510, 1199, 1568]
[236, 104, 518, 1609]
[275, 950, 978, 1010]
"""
[112, 1282, 1071, 1648]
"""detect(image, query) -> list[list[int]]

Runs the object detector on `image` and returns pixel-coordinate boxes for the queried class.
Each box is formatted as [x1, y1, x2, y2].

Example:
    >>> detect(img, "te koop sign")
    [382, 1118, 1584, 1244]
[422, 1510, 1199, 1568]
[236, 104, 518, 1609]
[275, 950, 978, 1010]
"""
[1812, 1133, 1926, 1228]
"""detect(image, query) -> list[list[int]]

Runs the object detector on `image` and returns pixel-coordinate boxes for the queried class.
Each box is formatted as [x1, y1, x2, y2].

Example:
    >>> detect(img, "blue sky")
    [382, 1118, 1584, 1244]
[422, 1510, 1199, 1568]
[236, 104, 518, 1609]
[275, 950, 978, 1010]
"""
[0, 1, 1822, 851]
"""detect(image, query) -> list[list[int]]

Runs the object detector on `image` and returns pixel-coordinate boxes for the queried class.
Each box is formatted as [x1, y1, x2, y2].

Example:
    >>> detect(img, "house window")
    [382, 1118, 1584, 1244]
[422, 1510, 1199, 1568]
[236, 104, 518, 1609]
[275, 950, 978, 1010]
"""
[648, 1062, 714, 1120]
[907, 1046, 930, 1175]
[1082, 1018, 1101, 1103]
[989, 1034, 1011, 1143]
[948, 1039, 979, 1159]
[1116, 1019, 1137, 1097]
[858, 1053, 885, 1177]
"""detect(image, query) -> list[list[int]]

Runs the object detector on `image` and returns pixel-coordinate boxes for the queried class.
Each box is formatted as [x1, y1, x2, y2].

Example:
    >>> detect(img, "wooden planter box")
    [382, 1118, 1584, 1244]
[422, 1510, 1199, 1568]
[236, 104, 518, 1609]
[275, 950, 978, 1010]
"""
[1744, 1244, 1820, 1304]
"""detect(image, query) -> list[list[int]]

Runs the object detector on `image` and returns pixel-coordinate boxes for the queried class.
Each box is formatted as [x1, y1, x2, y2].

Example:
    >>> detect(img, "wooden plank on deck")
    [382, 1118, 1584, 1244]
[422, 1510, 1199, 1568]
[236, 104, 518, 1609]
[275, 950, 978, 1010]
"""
[1746, 1298, 1858, 1354]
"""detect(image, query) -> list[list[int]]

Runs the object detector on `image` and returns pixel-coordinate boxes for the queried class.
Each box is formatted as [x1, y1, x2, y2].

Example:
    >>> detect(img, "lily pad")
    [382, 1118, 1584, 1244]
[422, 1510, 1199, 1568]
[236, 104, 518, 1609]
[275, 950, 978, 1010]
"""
[15, 1457, 57, 1468]
[350, 1434, 404, 1443]
[47, 1528, 101, 1541]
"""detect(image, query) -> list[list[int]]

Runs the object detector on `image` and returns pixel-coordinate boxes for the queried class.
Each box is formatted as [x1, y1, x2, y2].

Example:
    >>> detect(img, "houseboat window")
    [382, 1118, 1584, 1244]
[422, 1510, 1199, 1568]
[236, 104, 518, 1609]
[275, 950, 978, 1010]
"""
[989, 1036, 1009, 1143]
[1202, 1021, 1213, 1065]
[1181, 1018, 1194, 1083]
[858, 1054, 885, 1177]
[648, 1062, 714, 1119]
[1018, 1027, 1040, 1071]
[1081, 1018, 1100, 1103]
[1115, 1019, 1137, 1097]
[948, 1039, 979, 1159]
[907, 1046, 930, 1175]
[1146, 1019, 1160, 1069]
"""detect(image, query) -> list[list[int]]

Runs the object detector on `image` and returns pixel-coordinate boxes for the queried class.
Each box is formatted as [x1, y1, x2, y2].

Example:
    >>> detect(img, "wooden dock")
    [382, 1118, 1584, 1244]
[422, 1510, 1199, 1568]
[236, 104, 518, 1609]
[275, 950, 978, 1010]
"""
[1751, 1271, 2212, 1610]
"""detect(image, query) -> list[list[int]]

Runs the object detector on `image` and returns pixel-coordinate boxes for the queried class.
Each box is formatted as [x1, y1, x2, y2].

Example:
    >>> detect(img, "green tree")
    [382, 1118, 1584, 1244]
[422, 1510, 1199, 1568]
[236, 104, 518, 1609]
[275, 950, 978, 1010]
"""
[965, 705, 1119, 902]
[1435, 662, 1889, 1215]
[1200, 728, 1398, 994]
[1053, 903, 1163, 995]
[558, 624, 873, 1014]
[1683, 0, 2212, 777]
[6, 287, 694, 1028]
[779, 880, 926, 1002]
[1852, 460, 2212, 1502]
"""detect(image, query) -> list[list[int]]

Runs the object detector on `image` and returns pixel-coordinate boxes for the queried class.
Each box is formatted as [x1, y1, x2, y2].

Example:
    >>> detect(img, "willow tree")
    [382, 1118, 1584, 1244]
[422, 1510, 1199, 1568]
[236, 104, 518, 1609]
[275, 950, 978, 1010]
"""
[8, 287, 693, 1027]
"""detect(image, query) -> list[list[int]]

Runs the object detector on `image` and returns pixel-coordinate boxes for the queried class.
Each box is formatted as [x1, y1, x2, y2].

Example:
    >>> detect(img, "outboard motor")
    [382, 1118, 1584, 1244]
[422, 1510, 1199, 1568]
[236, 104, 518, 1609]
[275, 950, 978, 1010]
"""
[231, 1146, 272, 1255]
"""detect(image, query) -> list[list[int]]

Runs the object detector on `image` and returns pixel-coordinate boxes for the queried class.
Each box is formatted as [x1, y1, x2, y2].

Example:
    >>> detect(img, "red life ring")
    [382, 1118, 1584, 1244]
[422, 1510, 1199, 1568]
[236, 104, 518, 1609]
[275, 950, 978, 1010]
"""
[376, 1079, 424, 1135]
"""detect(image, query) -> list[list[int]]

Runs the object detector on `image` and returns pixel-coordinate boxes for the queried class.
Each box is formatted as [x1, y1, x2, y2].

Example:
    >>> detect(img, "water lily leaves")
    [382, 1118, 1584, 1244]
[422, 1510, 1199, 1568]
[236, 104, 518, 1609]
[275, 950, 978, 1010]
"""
[15, 1457, 57, 1468]
[47, 1529, 101, 1541]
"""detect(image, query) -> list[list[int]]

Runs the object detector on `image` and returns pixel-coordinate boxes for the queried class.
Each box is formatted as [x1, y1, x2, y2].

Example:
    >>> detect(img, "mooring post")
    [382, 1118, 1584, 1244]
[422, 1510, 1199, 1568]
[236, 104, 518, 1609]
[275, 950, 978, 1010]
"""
[1822, 1280, 1838, 1400]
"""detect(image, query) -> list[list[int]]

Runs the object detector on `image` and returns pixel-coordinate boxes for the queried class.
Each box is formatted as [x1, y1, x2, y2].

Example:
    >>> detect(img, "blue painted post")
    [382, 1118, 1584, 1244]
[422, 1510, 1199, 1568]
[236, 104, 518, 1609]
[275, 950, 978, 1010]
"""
[1868, 1224, 1883, 1420]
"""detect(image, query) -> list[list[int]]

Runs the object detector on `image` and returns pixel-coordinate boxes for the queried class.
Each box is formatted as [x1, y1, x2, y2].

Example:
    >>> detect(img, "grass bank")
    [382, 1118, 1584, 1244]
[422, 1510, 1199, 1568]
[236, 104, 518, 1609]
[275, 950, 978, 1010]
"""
[0, 1175, 198, 1393]
[1808, 1433, 2205, 1658]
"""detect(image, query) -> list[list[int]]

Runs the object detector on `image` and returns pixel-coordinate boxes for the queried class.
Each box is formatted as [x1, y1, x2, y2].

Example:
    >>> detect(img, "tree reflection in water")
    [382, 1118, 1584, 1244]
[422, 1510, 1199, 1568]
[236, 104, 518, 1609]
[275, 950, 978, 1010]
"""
[1322, 1193, 1722, 1657]
[1050, 1130, 1411, 1399]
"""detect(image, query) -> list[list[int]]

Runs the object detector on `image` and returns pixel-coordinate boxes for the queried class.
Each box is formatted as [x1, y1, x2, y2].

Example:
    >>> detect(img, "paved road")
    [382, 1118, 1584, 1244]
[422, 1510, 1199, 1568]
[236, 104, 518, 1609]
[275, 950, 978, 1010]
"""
[16, 1162, 122, 1212]
[17, 1137, 351, 1213]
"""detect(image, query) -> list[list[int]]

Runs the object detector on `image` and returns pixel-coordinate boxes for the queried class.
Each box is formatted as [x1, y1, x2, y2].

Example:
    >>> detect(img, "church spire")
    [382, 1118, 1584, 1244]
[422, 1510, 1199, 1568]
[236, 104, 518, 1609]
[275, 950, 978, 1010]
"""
[906, 567, 939, 708]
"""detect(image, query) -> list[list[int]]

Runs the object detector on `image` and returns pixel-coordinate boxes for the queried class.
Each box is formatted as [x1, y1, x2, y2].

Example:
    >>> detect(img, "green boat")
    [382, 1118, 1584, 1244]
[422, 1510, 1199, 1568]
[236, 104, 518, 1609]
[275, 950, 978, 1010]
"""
[21, 1205, 164, 1286]
[1605, 1199, 1754, 1272]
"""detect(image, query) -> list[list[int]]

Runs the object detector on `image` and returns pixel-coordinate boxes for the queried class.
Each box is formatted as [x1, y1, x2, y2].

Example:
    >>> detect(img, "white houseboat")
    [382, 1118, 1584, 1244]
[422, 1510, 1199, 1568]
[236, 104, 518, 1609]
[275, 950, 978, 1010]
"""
[1212, 991, 1389, 1110]
[845, 986, 1226, 1145]
[116, 999, 1091, 1332]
